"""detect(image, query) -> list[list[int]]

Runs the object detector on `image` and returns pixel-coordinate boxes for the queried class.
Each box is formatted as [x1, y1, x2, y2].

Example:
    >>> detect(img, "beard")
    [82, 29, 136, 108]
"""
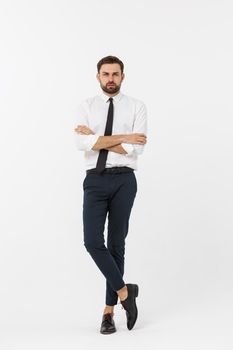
[100, 82, 121, 94]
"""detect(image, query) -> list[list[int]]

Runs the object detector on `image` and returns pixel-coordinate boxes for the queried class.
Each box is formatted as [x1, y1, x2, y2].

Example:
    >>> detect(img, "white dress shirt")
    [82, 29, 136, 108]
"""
[73, 91, 147, 170]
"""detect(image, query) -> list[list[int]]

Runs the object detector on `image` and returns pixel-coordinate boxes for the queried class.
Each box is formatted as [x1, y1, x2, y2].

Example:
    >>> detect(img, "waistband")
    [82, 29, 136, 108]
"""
[86, 166, 134, 175]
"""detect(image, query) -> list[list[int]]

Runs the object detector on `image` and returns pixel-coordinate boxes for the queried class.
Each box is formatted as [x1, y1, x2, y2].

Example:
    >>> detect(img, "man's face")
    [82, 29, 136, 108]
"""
[96, 63, 125, 95]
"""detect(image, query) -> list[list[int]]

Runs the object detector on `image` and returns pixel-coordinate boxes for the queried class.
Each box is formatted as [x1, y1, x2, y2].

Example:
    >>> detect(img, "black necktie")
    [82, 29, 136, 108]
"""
[95, 97, 114, 173]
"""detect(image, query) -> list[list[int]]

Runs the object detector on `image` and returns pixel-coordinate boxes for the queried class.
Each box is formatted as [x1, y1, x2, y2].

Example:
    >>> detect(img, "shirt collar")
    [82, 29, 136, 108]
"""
[99, 91, 123, 103]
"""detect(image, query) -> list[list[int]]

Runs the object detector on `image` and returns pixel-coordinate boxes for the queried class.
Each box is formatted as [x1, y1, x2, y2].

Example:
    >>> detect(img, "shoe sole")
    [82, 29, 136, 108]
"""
[100, 329, 116, 335]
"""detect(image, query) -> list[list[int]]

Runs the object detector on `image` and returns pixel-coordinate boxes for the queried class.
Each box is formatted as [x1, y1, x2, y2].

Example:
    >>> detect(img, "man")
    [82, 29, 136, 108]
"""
[73, 55, 147, 334]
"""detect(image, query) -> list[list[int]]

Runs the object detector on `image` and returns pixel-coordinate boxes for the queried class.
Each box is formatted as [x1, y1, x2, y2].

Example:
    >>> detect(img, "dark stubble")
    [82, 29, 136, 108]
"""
[100, 82, 121, 94]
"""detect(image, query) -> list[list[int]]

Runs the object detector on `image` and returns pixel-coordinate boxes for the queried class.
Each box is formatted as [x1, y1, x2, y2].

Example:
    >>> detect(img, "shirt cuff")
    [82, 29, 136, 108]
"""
[86, 134, 100, 151]
[74, 133, 100, 151]
[121, 143, 134, 156]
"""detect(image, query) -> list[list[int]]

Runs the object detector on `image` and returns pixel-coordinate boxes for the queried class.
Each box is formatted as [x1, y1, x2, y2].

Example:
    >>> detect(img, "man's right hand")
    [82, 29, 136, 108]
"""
[123, 133, 147, 145]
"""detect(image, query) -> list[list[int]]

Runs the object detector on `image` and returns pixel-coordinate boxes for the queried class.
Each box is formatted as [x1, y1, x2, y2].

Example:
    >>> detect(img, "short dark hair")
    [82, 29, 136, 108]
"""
[97, 55, 124, 73]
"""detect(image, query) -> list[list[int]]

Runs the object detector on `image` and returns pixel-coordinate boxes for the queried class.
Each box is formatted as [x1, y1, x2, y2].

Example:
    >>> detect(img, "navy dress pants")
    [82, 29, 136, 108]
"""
[83, 171, 137, 306]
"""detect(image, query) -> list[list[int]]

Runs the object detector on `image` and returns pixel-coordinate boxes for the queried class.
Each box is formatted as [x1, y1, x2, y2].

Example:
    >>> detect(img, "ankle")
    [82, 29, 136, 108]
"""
[117, 285, 128, 301]
[103, 305, 114, 314]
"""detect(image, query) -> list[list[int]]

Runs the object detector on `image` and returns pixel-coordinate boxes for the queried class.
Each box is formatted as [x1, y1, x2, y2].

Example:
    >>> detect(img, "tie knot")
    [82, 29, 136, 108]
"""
[108, 97, 113, 103]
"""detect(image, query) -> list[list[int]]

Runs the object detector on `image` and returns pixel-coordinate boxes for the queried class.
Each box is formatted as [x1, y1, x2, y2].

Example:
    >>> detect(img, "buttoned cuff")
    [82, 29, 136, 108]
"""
[121, 143, 134, 156]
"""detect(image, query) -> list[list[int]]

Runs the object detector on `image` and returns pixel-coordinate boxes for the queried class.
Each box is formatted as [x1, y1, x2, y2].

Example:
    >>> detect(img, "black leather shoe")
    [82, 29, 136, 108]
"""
[100, 313, 116, 334]
[120, 283, 139, 330]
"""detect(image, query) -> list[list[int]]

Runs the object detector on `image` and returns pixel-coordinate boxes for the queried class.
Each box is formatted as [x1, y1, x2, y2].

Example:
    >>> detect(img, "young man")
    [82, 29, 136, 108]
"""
[73, 55, 147, 334]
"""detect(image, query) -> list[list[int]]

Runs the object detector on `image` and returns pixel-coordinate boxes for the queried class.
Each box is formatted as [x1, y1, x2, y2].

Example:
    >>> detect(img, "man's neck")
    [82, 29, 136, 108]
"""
[102, 90, 121, 98]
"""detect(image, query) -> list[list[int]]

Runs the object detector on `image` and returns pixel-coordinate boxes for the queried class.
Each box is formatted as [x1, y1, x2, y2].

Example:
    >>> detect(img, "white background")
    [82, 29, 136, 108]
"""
[0, 0, 233, 349]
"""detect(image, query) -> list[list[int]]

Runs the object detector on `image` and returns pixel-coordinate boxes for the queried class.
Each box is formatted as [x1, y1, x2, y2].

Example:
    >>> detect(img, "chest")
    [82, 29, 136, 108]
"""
[87, 101, 136, 134]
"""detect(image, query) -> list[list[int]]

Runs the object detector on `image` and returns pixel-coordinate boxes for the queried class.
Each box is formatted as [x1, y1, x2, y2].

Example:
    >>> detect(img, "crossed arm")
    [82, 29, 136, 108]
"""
[74, 125, 147, 154]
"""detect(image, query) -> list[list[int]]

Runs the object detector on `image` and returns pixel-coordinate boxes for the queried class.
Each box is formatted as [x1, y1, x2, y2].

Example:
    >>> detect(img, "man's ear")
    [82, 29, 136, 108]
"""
[121, 73, 125, 82]
[96, 73, 100, 82]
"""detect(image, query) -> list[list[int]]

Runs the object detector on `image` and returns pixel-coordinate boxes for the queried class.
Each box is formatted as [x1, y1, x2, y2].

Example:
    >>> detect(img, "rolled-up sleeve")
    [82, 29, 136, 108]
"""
[121, 143, 134, 155]
[121, 101, 148, 156]
[73, 101, 100, 151]
[75, 133, 99, 151]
